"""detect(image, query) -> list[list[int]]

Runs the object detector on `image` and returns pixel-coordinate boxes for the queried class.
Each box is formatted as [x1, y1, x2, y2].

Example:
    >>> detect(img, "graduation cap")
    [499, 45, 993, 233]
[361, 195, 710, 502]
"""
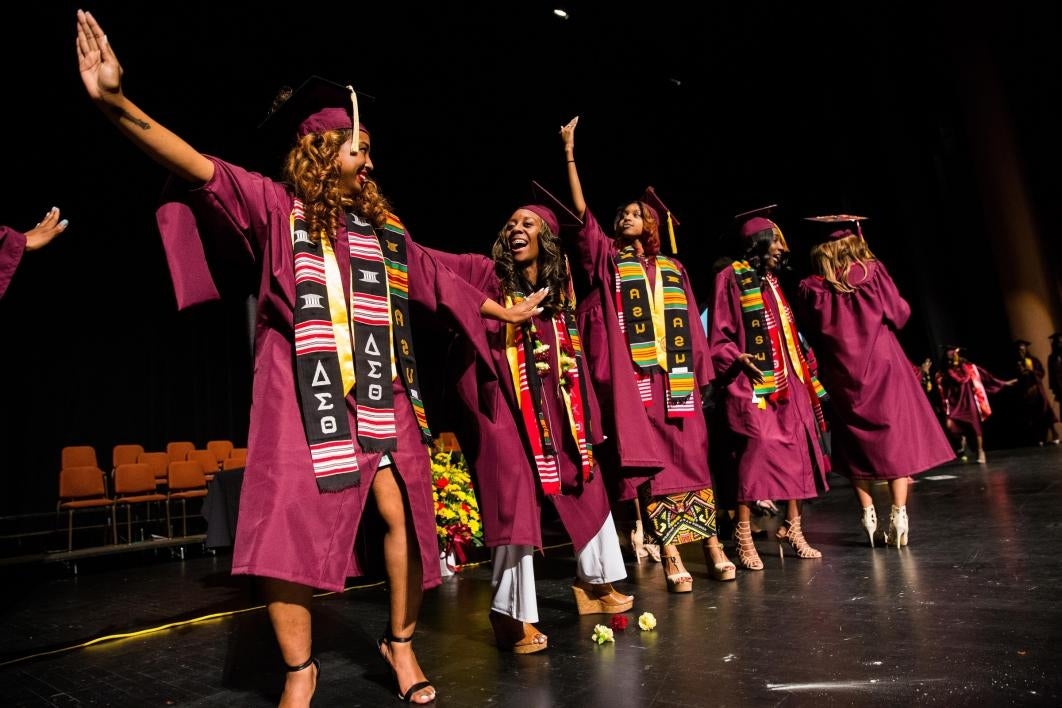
[530, 179, 583, 230]
[803, 214, 870, 242]
[734, 204, 786, 248]
[642, 186, 680, 254]
[258, 76, 373, 154]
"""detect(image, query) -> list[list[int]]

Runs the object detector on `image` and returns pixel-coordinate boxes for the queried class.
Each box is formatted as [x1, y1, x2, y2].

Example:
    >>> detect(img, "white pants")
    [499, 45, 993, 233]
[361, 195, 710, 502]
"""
[490, 512, 626, 623]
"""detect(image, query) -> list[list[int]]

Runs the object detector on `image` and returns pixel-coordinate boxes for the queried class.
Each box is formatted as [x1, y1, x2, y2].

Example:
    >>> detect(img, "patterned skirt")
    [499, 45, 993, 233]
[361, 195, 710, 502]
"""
[640, 486, 717, 546]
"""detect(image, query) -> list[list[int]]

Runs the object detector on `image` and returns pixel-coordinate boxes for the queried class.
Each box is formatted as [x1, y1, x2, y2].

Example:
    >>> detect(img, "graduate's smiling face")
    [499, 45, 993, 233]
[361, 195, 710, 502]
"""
[337, 129, 373, 196]
[505, 209, 542, 266]
[765, 231, 788, 271]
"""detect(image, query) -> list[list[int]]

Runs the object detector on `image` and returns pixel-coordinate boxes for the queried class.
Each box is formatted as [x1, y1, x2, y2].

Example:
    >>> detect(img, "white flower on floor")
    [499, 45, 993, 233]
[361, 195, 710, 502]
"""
[638, 611, 657, 631]
[591, 624, 615, 644]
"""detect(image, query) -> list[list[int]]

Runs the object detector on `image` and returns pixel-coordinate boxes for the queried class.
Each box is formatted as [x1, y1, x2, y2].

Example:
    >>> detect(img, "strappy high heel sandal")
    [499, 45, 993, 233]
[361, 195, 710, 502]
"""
[488, 610, 548, 654]
[702, 536, 736, 581]
[860, 505, 878, 548]
[884, 504, 909, 548]
[776, 516, 822, 559]
[571, 579, 634, 614]
[733, 520, 764, 571]
[661, 549, 693, 592]
[377, 632, 436, 704]
[630, 520, 661, 563]
[283, 655, 320, 702]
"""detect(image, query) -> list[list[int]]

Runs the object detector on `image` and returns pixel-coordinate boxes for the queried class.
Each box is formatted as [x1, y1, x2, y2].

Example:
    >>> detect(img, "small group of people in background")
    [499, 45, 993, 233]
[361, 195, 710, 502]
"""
[0, 10, 1048, 707]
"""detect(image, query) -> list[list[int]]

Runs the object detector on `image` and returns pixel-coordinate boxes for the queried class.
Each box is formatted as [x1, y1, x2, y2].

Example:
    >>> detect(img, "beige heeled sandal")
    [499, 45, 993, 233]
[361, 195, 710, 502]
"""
[776, 516, 822, 559]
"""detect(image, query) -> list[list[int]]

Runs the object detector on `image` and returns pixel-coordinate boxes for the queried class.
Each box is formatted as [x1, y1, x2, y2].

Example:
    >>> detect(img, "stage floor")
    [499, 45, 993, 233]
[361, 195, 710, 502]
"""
[1, 445, 1060, 706]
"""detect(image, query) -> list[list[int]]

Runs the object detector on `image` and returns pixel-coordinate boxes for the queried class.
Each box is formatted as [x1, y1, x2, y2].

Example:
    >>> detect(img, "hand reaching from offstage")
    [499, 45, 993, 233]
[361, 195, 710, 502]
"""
[481, 287, 550, 324]
[24, 207, 69, 251]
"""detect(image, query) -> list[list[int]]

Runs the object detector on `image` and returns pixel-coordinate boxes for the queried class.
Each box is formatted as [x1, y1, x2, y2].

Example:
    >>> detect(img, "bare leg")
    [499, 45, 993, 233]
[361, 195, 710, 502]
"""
[373, 466, 435, 704]
[887, 476, 909, 508]
[785, 498, 801, 522]
[975, 435, 987, 463]
[852, 479, 874, 509]
[263, 578, 317, 708]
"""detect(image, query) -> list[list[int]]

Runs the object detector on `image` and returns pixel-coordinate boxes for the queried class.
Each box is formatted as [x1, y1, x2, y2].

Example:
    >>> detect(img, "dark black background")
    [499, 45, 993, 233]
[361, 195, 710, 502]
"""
[2, 1, 1059, 515]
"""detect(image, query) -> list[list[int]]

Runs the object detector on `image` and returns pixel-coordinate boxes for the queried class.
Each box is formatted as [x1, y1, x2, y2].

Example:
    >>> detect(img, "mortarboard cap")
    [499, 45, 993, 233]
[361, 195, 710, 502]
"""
[530, 180, 583, 229]
[641, 186, 680, 254]
[258, 76, 372, 153]
[803, 214, 870, 242]
[735, 204, 786, 248]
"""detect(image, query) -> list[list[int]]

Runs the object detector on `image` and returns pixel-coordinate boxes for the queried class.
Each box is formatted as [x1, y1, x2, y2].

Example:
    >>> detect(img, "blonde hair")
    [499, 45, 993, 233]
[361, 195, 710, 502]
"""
[809, 233, 876, 293]
[283, 129, 391, 243]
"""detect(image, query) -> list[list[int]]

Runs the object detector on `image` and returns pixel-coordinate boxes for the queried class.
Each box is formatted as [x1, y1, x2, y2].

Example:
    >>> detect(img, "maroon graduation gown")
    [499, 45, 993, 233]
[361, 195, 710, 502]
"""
[710, 266, 830, 502]
[938, 362, 1008, 436]
[796, 261, 955, 479]
[0, 226, 27, 299]
[155, 157, 483, 592]
[424, 250, 611, 552]
[571, 209, 714, 501]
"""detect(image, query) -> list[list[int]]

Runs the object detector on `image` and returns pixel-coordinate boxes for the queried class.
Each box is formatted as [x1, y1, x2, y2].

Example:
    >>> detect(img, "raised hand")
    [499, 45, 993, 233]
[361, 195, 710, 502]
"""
[24, 207, 69, 252]
[560, 116, 579, 152]
[76, 10, 123, 103]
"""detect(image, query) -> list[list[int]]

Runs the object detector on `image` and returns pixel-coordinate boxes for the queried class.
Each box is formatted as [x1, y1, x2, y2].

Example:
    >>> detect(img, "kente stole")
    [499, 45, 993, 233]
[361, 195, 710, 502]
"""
[505, 277, 594, 496]
[291, 200, 429, 493]
[614, 248, 696, 417]
[731, 262, 827, 429]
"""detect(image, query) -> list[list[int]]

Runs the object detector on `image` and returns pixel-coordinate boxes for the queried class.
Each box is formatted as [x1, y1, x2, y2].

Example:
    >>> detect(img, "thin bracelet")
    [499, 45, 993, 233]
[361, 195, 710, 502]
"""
[567, 159, 575, 163]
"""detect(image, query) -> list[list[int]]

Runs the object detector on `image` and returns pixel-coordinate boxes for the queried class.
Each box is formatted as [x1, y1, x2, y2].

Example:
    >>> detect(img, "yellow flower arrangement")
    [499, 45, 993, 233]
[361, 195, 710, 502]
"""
[430, 449, 484, 557]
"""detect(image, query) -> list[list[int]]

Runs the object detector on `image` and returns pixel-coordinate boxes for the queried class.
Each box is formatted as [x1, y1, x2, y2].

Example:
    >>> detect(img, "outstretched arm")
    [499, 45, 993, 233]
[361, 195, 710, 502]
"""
[560, 117, 586, 219]
[76, 10, 213, 184]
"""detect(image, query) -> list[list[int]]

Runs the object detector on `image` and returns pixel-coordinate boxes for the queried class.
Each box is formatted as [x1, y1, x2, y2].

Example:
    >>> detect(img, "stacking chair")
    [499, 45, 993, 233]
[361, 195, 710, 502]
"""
[138, 451, 171, 488]
[222, 456, 246, 472]
[206, 440, 234, 465]
[58, 466, 117, 550]
[228, 447, 248, 467]
[112, 444, 145, 472]
[113, 463, 168, 542]
[166, 441, 196, 464]
[188, 449, 222, 482]
[61, 445, 100, 470]
[166, 460, 208, 538]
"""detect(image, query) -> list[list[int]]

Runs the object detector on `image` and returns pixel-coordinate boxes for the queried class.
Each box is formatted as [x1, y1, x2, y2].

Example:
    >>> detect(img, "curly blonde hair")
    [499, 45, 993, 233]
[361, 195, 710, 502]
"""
[282, 129, 391, 243]
[809, 233, 876, 292]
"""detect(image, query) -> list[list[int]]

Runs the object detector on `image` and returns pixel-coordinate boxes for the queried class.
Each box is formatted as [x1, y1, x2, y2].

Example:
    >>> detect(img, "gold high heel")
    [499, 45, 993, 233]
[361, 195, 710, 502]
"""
[776, 516, 822, 559]
[885, 505, 909, 548]
[661, 548, 693, 592]
[733, 521, 763, 571]
[702, 536, 736, 581]
[860, 506, 878, 548]
[571, 579, 634, 614]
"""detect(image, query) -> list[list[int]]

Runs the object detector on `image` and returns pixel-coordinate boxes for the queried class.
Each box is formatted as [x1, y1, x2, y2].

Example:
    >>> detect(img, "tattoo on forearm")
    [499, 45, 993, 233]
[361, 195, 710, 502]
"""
[108, 105, 150, 130]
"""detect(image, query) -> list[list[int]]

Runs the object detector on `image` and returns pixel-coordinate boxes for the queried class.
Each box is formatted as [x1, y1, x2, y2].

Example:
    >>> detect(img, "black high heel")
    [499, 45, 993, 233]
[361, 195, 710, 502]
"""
[378, 632, 436, 704]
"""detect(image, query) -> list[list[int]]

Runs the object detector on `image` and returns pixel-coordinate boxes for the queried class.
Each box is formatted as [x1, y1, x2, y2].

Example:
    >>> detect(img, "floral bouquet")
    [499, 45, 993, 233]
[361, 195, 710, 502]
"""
[430, 448, 484, 568]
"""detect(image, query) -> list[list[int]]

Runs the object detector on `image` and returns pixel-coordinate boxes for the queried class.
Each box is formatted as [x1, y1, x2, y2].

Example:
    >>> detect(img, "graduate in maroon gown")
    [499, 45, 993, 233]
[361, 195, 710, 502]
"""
[1013, 339, 1060, 446]
[425, 204, 633, 654]
[0, 208, 68, 299]
[710, 208, 830, 571]
[559, 117, 734, 590]
[796, 216, 956, 548]
[936, 346, 1016, 464]
[76, 11, 543, 705]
